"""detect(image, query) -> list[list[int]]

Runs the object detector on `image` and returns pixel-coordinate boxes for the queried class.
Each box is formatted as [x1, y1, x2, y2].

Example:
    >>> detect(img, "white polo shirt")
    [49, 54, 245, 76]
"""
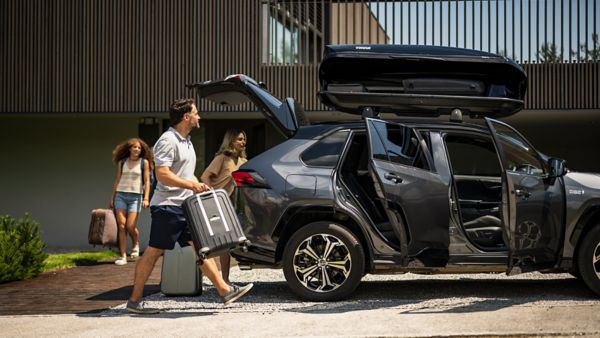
[150, 127, 196, 207]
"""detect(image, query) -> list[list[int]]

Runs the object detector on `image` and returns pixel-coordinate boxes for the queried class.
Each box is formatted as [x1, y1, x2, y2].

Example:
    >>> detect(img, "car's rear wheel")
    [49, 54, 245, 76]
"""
[577, 224, 600, 296]
[282, 221, 365, 301]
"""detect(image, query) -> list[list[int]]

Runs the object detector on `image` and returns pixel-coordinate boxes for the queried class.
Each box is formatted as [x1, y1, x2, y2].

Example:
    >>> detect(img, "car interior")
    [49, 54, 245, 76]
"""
[444, 133, 506, 249]
[339, 130, 507, 251]
[339, 132, 402, 248]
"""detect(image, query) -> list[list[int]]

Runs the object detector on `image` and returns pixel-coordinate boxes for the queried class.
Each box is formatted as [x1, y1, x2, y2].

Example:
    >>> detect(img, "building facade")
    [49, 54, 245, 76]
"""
[1, 0, 598, 250]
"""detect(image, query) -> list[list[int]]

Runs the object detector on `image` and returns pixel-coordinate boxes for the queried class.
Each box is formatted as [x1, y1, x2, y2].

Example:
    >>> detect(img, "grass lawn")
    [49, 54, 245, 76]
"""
[42, 251, 119, 272]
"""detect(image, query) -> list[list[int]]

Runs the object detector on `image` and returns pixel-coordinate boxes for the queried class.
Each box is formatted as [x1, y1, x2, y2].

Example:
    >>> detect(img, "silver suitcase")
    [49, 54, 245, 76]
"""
[160, 243, 202, 296]
[182, 189, 249, 261]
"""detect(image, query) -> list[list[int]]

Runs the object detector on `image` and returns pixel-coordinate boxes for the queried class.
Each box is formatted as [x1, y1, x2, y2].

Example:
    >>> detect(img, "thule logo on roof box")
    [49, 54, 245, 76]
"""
[355, 46, 371, 50]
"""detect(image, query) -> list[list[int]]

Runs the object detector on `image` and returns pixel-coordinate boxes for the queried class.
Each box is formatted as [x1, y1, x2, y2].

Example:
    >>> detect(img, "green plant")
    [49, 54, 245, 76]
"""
[572, 33, 600, 62]
[0, 214, 48, 283]
[537, 43, 563, 63]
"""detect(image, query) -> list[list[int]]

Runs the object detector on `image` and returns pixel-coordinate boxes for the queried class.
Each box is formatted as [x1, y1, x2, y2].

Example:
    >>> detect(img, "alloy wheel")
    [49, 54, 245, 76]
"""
[593, 241, 600, 280]
[292, 233, 352, 293]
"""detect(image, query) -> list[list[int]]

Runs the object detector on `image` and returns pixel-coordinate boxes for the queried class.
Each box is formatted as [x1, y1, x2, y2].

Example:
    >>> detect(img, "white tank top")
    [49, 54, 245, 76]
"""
[116, 159, 143, 194]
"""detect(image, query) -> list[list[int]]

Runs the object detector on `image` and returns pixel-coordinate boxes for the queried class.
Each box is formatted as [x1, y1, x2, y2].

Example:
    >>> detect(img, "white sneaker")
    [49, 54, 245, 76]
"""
[130, 243, 140, 259]
[115, 256, 128, 266]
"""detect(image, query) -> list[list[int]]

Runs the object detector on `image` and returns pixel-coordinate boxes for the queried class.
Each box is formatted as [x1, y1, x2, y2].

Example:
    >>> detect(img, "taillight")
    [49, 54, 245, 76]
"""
[233, 170, 270, 188]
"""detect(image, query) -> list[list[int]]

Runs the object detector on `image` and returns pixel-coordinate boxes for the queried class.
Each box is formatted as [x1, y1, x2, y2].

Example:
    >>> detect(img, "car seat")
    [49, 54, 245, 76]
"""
[462, 215, 505, 248]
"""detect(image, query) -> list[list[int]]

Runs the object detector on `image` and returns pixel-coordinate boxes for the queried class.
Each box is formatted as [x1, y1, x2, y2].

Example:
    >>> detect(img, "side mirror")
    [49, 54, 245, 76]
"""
[548, 158, 567, 178]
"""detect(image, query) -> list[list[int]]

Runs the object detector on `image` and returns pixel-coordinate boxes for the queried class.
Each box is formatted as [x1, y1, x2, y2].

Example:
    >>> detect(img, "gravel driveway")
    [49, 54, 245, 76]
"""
[105, 268, 600, 315]
[3, 269, 599, 338]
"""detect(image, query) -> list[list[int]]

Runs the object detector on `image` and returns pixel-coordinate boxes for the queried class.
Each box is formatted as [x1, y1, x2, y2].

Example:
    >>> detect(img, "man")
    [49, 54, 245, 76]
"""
[126, 98, 253, 314]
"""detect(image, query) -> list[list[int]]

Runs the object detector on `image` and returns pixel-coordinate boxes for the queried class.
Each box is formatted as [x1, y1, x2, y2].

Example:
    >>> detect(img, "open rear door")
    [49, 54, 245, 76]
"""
[485, 118, 564, 273]
[365, 118, 450, 266]
[188, 74, 307, 138]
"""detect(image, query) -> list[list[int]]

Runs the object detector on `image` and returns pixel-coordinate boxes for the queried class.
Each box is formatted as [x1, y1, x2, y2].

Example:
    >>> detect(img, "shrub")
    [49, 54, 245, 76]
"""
[0, 214, 48, 283]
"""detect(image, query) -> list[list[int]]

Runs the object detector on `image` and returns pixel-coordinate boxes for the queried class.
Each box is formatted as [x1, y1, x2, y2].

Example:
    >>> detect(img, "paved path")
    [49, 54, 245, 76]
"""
[1, 270, 600, 338]
[2, 261, 600, 337]
[0, 257, 162, 315]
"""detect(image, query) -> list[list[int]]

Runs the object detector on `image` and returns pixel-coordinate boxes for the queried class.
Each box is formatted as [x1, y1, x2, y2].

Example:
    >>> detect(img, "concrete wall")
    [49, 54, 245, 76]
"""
[0, 114, 281, 252]
[0, 115, 154, 252]
[502, 109, 600, 173]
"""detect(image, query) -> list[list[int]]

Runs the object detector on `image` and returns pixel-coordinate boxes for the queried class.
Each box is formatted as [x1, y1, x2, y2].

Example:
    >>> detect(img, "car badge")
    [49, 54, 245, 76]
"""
[568, 189, 585, 195]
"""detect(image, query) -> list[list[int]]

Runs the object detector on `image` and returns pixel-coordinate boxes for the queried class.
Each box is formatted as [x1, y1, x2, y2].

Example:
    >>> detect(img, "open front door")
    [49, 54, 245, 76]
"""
[365, 118, 450, 266]
[485, 118, 564, 273]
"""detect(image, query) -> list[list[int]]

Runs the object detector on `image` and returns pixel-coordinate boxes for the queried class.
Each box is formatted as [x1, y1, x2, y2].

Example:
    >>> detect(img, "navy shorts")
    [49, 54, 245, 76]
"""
[148, 206, 192, 250]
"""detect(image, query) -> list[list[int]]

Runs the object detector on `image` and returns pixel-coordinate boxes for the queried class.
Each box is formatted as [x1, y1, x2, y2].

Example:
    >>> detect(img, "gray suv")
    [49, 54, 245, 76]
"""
[191, 45, 600, 301]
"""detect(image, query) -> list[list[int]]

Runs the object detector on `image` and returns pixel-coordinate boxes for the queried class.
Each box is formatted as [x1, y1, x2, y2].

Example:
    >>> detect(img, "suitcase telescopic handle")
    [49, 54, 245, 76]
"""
[196, 194, 214, 236]
[210, 189, 230, 232]
[196, 190, 230, 236]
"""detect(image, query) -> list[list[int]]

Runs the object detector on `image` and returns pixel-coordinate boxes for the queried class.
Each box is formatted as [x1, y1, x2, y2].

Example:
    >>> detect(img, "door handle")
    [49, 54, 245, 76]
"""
[515, 189, 531, 199]
[384, 173, 403, 184]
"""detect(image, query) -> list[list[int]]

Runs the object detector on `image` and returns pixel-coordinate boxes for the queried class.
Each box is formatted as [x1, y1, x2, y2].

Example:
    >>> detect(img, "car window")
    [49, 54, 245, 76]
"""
[414, 131, 433, 171]
[493, 123, 547, 176]
[369, 120, 424, 168]
[445, 134, 502, 176]
[301, 130, 349, 168]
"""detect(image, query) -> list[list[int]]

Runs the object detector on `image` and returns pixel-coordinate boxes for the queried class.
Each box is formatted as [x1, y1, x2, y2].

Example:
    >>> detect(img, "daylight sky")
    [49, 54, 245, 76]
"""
[368, 0, 599, 62]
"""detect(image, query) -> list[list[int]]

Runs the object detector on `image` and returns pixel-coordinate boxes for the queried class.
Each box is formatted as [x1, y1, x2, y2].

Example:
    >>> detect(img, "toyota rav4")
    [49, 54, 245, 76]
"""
[190, 45, 600, 301]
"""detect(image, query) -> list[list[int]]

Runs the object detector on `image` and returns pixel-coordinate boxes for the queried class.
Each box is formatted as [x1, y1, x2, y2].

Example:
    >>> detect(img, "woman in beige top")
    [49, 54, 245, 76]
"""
[201, 129, 247, 282]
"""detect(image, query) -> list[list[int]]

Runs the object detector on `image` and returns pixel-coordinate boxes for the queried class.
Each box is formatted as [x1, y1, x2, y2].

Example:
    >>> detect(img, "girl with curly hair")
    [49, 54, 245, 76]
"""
[201, 129, 247, 282]
[110, 138, 154, 265]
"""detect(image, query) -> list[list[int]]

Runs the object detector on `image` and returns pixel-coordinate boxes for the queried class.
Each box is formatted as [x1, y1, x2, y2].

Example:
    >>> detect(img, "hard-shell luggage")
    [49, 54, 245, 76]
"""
[182, 189, 249, 261]
[161, 243, 202, 296]
[88, 208, 118, 247]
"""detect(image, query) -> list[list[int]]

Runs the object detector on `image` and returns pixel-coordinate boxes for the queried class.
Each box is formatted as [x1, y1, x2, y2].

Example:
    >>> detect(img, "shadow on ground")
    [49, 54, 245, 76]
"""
[80, 274, 599, 317]
[86, 284, 160, 301]
[283, 276, 598, 314]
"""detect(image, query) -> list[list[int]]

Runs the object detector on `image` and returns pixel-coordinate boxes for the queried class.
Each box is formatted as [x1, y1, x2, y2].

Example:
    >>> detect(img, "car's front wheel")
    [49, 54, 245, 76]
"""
[577, 224, 600, 296]
[282, 221, 365, 301]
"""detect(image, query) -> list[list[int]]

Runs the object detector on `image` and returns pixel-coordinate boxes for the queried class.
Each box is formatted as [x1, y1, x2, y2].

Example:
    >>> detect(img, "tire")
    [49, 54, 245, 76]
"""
[577, 225, 600, 296]
[282, 221, 365, 301]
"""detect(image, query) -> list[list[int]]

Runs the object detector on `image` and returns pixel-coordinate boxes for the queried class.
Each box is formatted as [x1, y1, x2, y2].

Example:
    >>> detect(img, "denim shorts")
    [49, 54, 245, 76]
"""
[148, 206, 192, 250]
[114, 192, 143, 213]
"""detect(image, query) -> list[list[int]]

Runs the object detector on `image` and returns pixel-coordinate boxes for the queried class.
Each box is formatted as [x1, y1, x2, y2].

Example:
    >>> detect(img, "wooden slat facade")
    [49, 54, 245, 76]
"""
[0, 0, 598, 114]
[522, 62, 600, 109]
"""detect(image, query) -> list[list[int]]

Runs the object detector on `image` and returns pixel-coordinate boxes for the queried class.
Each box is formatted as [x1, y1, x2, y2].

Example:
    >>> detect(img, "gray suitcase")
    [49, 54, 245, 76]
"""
[160, 243, 202, 296]
[182, 189, 249, 261]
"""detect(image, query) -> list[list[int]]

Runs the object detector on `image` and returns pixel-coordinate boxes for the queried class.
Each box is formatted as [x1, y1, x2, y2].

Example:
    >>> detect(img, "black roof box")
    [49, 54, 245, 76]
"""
[318, 45, 527, 118]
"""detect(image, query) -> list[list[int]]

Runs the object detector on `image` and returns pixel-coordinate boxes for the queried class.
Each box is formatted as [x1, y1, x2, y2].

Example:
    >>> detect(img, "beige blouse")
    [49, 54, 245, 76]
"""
[201, 154, 247, 195]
